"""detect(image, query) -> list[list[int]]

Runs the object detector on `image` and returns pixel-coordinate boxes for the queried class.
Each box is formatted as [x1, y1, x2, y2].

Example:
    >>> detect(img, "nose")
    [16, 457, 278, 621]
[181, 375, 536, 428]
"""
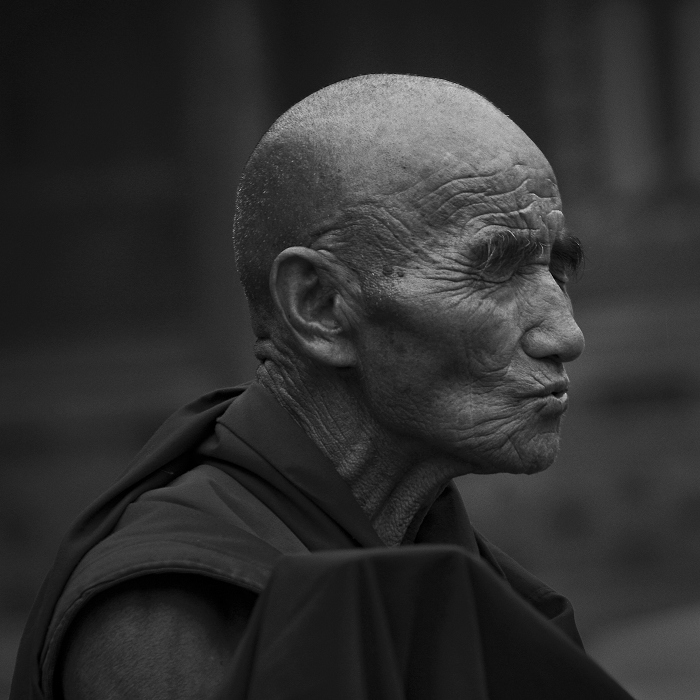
[521, 284, 585, 363]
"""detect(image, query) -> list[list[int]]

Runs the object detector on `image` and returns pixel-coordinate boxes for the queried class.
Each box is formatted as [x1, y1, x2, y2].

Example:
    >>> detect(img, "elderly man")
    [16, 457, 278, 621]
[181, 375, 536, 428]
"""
[13, 74, 615, 699]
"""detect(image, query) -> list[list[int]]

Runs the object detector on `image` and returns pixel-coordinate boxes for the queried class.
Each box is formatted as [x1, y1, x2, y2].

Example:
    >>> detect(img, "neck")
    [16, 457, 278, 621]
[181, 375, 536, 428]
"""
[257, 360, 463, 547]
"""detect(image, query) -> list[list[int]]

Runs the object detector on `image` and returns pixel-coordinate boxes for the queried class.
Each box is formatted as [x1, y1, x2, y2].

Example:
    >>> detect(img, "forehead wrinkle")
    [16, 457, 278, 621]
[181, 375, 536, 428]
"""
[462, 196, 560, 241]
[412, 178, 498, 228]
[402, 164, 516, 213]
[300, 164, 562, 275]
[404, 168, 558, 232]
[363, 206, 447, 267]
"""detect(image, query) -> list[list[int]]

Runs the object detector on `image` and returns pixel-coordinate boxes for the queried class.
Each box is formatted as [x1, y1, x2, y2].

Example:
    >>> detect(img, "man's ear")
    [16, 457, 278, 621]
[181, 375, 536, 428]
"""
[270, 247, 359, 367]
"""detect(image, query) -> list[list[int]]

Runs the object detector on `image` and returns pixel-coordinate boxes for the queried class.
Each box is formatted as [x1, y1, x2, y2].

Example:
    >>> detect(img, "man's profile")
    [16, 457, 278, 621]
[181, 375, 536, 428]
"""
[12, 74, 633, 700]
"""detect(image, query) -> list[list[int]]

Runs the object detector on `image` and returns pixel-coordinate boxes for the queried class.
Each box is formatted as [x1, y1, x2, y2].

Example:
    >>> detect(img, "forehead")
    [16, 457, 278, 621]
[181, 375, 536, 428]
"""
[407, 157, 564, 243]
[309, 148, 565, 270]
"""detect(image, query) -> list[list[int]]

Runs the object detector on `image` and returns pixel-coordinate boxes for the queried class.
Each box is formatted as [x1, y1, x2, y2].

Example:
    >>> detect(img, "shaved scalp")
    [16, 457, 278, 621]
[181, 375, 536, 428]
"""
[232, 74, 545, 334]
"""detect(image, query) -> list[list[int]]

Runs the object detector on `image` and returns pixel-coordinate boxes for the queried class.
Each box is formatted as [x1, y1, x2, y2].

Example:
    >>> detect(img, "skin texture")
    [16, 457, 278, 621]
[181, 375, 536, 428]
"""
[61, 75, 585, 699]
[59, 575, 256, 700]
[348, 161, 578, 476]
[244, 76, 585, 545]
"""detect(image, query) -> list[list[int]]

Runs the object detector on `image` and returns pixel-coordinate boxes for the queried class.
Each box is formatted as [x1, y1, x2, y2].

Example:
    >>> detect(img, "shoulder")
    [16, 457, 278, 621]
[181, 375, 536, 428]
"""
[59, 574, 257, 700]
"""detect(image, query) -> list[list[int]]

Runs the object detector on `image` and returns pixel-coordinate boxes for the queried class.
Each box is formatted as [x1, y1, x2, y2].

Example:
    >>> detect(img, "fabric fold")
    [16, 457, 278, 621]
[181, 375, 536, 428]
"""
[12, 381, 584, 700]
[217, 546, 632, 700]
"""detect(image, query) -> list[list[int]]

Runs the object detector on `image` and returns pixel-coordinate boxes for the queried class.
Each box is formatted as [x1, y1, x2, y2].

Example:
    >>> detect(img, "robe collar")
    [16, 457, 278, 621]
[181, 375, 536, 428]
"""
[201, 381, 482, 557]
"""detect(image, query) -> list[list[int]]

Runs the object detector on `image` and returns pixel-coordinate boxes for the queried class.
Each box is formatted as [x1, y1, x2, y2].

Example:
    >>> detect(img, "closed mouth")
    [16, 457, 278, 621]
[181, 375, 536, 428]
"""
[532, 380, 569, 399]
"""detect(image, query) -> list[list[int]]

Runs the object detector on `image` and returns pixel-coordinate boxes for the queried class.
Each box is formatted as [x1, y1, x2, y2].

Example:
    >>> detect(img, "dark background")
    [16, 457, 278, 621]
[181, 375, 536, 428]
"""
[3, 1, 700, 697]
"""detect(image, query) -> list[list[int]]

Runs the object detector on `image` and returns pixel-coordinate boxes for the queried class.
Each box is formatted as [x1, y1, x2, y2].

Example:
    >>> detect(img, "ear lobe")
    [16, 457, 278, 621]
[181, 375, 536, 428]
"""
[270, 247, 358, 367]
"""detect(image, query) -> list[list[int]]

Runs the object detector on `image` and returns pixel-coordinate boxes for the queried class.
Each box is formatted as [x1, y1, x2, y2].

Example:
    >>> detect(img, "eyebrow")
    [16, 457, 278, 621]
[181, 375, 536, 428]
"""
[472, 228, 584, 279]
[550, 231, 585, 279]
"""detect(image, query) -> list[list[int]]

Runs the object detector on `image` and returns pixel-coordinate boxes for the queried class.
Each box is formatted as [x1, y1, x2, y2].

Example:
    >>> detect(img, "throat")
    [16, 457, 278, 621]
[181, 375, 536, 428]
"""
[257, 367, 459, 547]
[345, 458, 456, 547]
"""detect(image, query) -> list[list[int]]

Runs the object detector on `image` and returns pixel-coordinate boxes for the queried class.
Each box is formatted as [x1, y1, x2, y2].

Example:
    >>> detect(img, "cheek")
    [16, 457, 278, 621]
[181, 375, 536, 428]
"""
[355, 320, 458, 428]
[360, 327, 437, 389]
[356, 291, 527, 406]
[457, 303, 524, 377]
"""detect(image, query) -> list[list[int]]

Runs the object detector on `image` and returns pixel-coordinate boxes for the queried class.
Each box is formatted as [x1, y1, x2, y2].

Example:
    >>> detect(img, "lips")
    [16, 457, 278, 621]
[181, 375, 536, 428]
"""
[532, 379, 569, 398]
[528, 379, 570, 414]
[549, 383, 569, 399]
[528, 384, 569, 418]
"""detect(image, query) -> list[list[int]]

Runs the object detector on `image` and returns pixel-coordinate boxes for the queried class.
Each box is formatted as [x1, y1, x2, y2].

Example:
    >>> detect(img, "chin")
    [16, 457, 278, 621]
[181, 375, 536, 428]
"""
[515, 433, 561, 475]
[468, 432, 561, 476]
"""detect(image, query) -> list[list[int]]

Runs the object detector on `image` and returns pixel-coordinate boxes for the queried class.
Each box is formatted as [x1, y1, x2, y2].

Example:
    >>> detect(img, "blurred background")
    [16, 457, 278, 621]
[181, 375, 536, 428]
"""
[2, 0, 700, 697]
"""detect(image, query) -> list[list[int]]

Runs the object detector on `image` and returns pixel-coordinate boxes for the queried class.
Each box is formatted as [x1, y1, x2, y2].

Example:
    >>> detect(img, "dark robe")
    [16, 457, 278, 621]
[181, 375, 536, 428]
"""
[221, 546, 634, 700]
[10, 382, 629, 699]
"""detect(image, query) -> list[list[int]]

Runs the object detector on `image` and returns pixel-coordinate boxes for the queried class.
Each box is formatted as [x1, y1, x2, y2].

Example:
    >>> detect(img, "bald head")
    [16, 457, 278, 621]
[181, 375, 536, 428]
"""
[231, 74, 582, 503]
[233, 74, 551, 330]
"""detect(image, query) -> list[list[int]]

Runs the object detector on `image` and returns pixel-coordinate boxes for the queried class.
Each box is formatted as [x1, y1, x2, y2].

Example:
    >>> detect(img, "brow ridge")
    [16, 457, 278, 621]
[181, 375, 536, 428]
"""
[473, 229, 583, 277]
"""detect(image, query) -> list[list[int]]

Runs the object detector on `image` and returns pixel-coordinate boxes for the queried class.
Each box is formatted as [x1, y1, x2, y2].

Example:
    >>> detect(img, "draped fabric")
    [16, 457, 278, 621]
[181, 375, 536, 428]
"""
[13, 382, 590, 699]
[219, 547, 634, 700]
[11, 386, 245, 700]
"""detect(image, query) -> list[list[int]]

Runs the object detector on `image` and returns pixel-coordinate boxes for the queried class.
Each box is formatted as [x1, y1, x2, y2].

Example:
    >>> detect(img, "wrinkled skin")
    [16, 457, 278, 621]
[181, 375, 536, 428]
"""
[254, 77, 586, 543]
[338, 155, 584, 477]
[59, 78, 587, 700]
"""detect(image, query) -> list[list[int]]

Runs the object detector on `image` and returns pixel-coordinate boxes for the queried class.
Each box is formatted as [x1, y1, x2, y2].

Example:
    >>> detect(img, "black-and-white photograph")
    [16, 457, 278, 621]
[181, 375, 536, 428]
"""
[3, 2, 700, 698]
